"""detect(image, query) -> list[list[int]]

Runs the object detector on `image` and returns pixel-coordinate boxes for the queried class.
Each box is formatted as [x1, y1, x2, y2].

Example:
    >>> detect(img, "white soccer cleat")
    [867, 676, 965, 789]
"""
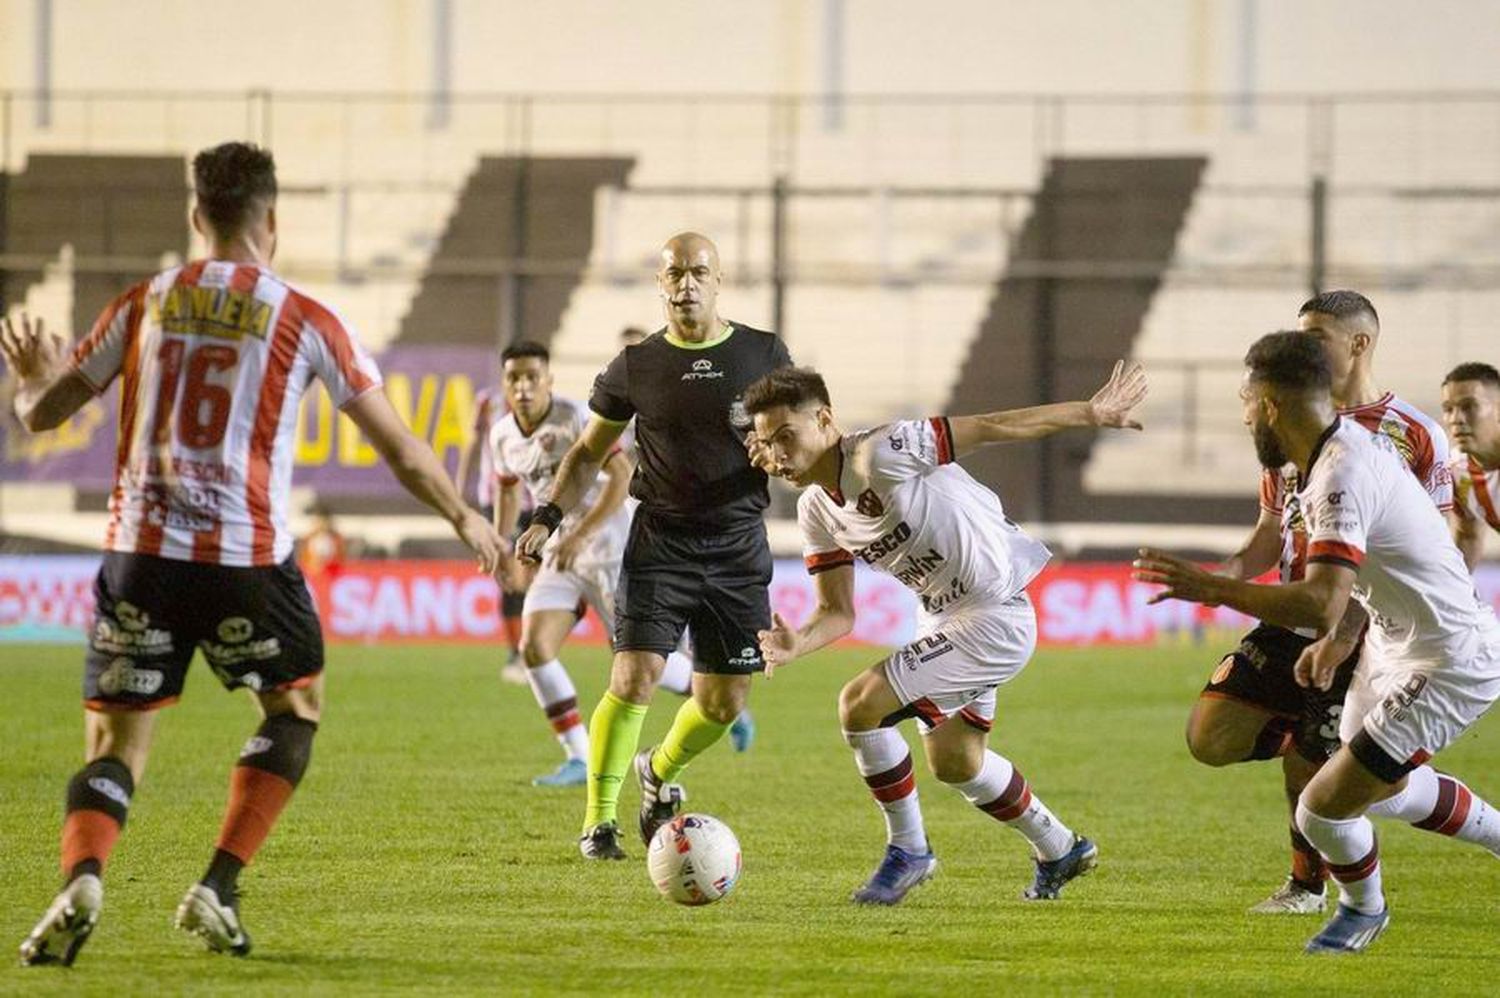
[499, 658, 529, 686]
[1248, 877, 1328, 915]
[174, 884, 252, 956]
[19, 873, 103, 967]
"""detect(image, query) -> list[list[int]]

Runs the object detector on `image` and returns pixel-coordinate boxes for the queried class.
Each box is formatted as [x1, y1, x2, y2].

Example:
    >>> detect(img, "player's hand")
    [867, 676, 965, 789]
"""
[495, 555, 531, 594]
[745, 432, 778, 477]
[1132, 548, 1224, 606]
[0, 313, 69, 384]
[515, 523, 551, 564]
[1293, 635, 1350, 692]
[551, 530, 587, 572]
[456, 509, 506, 575]
[756, 612, 800, 679]
[1089, 360, 1149, 430]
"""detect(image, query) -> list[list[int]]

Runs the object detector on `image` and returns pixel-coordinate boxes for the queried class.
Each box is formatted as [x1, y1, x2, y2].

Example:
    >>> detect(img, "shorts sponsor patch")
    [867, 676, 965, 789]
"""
[96, 657, 165, 696]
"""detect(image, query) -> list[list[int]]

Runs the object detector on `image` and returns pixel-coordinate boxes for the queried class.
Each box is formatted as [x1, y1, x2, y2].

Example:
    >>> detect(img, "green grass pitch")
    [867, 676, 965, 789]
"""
[4, 639, 1498, 995]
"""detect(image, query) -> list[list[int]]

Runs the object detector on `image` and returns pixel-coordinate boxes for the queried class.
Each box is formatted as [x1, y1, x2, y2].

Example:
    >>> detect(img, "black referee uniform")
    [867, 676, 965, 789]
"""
[590, 321, 792, 673]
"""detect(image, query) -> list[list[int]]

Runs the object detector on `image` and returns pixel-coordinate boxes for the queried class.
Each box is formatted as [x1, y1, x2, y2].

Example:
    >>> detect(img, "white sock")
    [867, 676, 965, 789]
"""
[952, 750, 1075, 861]
[1371, 765, 1500, 854]
[845, 728, 927, 853]
[659, 651, 694, 695]
[525, 659, 587, 761]
[1296, 802, 1385, 915]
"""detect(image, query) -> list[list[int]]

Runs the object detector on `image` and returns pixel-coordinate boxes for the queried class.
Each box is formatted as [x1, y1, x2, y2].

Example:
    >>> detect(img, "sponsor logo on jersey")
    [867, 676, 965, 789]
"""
[149, 284, 274, 341]
[96, 657, 165, 696]
[919, 579, 971, 615]
[681, 358, 726, 382]
[856, 521, 911, 563]
[894, 548, 948, 590]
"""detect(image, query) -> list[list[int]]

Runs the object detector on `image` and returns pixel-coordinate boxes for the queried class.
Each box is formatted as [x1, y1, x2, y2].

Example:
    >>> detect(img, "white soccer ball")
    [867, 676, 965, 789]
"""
[646, 813, 742, 906]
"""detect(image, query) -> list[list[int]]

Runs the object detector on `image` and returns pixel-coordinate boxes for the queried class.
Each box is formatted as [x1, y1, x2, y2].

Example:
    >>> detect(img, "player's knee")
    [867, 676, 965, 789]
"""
[608, 657, 659, 704]
[928, 748, 981, 784]
[837, 681, 881, 731]
[520, 635, 552, 669]
[1184, 707, 1241, 767]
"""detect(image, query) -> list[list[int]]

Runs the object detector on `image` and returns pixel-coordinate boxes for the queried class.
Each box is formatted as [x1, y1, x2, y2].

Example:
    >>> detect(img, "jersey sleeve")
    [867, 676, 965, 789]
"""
[771, 335, 793, 369]
[1420, 425, 1455, 512]
[798, 495, 854, 576]
[488, 422, 519, 487]
[1258, 469, 1286, 514]
[70, 284, 146, 394]
[471, 390, 495, 436]
[1304, 450, 1375, 572]
[301, 299, 382, 408]
[861, 419, 957, 484]
[589, 349, 633, 424]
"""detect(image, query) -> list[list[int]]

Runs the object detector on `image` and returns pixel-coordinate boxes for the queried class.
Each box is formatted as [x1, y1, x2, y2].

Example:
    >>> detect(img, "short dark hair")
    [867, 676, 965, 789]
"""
[192, 142, 277, 235]
[1298, 289, 1378, 327]
[1443, 361, 1500, 389]
[501, 340, 549, 365]
[1244, 330, 1331, 394]
[743, 366, 831, 416]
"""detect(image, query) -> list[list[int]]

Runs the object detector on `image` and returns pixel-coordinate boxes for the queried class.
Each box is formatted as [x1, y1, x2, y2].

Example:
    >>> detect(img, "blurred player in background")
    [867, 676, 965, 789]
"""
[1441, 361, 1500, 570]
[1188, 290, 1454, 915]
[747, 361, 1147, 904]
[1137, 331, 1500, 954]
[518, 233, 789, 860]
[297, 502, 346, 581]
[456, 374, 528, 683]
[7, 142, 501, 967]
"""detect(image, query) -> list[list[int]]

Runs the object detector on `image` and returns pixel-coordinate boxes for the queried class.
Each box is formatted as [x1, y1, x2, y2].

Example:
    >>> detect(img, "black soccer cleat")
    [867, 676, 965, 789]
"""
[1023, 835, 1099, 900]
[579, 822, 628, 861]
[634, 747, 686, 846]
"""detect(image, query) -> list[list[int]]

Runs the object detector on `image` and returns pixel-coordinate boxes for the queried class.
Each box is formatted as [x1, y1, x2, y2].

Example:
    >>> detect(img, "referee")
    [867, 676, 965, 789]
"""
[517, 231, 791, 859]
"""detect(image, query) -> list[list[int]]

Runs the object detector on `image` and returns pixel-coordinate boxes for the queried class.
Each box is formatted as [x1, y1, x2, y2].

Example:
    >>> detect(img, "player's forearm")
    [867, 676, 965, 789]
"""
[12, 374, 87, 432]
[1325, 601, 1369, 652]
[454, 440, 479, 500]
[573, 457, 631, 539]
[383, 436, 471, 527]
[791, 606, 856, 660]
[546, 445, 604, 515]
[1225, 530, 1279, 580]
[1202, 576, 1343, 634]
[971, 401, 1095, 444]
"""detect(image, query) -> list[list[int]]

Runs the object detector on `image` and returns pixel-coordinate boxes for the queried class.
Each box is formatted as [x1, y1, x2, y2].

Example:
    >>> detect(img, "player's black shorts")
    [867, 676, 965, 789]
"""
[614, 512, 772, 674]
[1201, 622, 1359, 762]
[84, 552, 324, 711]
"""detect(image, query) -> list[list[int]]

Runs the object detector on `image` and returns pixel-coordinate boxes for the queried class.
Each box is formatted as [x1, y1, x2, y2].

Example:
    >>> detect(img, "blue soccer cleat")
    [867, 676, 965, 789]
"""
[1305, 904, 1390, 954]
[1023, 835, 1099, 900]
[729, 710, 756, 753]
[850, 844, 938, 906]
[532, 758, 587, 788]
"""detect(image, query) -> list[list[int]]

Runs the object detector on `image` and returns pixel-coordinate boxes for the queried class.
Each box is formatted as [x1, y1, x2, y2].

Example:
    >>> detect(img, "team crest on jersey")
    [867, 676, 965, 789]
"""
[856, 489, 885, 517]
[537, 429, 560, 453]
[728, 399, 751, 430]
[1377, 417, 1416, 465]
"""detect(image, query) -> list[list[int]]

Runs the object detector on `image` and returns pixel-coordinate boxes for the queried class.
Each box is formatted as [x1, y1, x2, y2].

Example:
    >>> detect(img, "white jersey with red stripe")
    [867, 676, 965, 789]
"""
[1451, 450, 1500, 537]
[798, 418, 1051, 617]
[1301, 417, 1498, 666]
[471, 385, 503, 508]
[70, 259, 382, 567]
[488, 395, 628, 560]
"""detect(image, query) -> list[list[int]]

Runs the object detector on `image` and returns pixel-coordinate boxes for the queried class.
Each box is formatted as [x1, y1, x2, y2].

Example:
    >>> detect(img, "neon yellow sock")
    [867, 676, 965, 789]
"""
[651, 697, 733, 784]
[584, 692, 649, 832]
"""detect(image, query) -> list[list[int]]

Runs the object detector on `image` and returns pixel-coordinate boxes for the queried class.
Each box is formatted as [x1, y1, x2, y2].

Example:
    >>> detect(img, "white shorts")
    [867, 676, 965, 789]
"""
[523, 559, 618, 630]
[1340, 632, 1500, 781]
[883, 592, 1036, 733]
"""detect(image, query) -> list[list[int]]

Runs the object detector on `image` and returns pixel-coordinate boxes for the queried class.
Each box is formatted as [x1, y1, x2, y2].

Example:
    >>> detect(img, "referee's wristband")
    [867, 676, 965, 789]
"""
[531, 502, 564, 535]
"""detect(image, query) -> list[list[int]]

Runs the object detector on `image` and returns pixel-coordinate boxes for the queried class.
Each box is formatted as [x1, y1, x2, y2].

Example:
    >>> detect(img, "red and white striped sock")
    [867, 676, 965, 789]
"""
[526, 660, 587, 761]
[845, 728, 927, 853]
[952, 751, 1074, 861]
[1370, 765, 1500, 854]
[1296, 803, 1384, 915]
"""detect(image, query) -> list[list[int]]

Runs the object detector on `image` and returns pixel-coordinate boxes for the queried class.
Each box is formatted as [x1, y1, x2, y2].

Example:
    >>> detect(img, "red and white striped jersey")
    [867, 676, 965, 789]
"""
[70, 259, 382, 567]
[1451, 451, 1500, 536]
[471, 385, 502, 508]
[1260, 392, 1453, 585]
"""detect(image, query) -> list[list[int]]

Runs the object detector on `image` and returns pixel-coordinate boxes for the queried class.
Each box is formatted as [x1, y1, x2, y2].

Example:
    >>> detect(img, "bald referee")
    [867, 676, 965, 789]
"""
[517, 232, 791, 859]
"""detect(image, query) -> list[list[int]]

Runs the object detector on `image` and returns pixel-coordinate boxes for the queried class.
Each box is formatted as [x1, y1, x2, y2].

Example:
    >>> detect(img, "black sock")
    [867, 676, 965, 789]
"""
[202, 848, 245, 902]
[68, 858, 103, 884]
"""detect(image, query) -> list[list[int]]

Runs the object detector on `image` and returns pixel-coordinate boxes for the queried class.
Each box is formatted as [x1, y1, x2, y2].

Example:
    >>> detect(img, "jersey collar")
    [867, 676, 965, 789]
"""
[514, 399, 554, 438]
[819, 437, 847, 506]
[664, 322, 734, 350]
[1299, 418, 1343, 485]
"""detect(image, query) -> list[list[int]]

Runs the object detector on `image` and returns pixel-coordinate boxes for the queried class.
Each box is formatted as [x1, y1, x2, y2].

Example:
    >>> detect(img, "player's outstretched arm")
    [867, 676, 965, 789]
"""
[1219, 508, 1283, 580]
[1, 313, 93, 432]
[516, 416, 625, 563]
[946, 359, 1148, 457]
[1133, 548, 1354, 635]
[757, 564, 856, 678]
[344, 388, 504, 574]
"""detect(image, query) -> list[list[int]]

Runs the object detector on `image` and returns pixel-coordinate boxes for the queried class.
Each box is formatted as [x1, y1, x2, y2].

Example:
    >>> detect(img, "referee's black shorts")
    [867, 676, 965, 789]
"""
[614, 511, 772, 675]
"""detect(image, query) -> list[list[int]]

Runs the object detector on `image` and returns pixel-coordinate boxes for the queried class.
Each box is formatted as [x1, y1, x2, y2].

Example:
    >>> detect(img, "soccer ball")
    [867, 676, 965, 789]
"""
[646, 813, 742, 906]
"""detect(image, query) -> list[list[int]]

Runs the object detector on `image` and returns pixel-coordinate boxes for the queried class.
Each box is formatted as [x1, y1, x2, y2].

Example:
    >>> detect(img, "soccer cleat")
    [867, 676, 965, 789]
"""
[579, 822, 628, 861]
[635, 747, 686, 846]
[1248, 877, 1328, 915]
[19, 873, 103, 967]
[1023, 835, 1099, 900]
[729, 710, 756, 753]
[174, 884, 252, 956]
[850, 844, 938, 906]
[532, 757, 587, 788]
[1305, 904, 1390, 954]
[499, 655, 528, 686]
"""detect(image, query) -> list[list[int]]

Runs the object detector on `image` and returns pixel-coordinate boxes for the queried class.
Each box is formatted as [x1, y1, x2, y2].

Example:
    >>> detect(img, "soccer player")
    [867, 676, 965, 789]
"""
[1189, 289, 1454, 915]
[1441, 362, 1500, 570]
[7, 142, 501, 967]
[1135, 330, 1500, 954]
[745, 361, 1148, 904]
[516, 232, 789, 859]
[456, 376, 528, 683]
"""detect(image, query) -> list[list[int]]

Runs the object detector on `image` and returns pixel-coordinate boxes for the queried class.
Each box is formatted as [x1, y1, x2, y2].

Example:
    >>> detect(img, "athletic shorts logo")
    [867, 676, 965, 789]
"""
[97, 657, 165, 696]
[87, 777, 131, 808]
[115, 601, 149, 632]
[727, 646, 762, 668]
[240, 735, 274, 758]
[217, 617, 254, 644]
[1210, 655, 1235, 685]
